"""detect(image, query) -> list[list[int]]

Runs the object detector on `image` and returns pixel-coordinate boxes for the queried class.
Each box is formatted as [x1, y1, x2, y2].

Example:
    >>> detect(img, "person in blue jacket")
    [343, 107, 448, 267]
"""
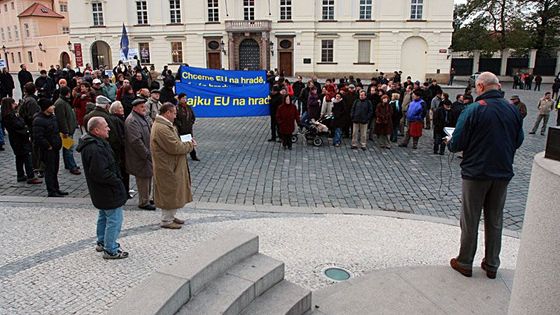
[447, 72, 524, 279]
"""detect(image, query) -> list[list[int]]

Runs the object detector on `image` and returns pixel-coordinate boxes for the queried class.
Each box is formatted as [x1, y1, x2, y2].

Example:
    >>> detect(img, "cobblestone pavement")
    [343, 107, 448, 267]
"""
[0, 203, 520, 314]
[1, 83, 555, 231]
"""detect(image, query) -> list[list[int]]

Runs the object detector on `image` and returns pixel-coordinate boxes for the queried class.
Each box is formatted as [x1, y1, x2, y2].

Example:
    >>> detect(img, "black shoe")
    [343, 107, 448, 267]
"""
[127, 194, 134, 199]
[37, 171, 44, 178]
[351, 146, 358, 150]
[529, 131, 535, 134]
[0, 145, 4, 151]
[103, 250, 129, 260]
[48, 192, 65, 197]
[139, 204, 156, 211]
[541, 133, 545, 136]
[439, 152, 445, 155]
[267, 138, 276, 142]
[398, 143, 407, 148]
[149, 199, 154, 205]
[17, 176, 27, 182]
[288, 147, 292, 150]
[361, 147, 367, 151]
[57, 190, 69, 196]
[192, 157, 200, 161]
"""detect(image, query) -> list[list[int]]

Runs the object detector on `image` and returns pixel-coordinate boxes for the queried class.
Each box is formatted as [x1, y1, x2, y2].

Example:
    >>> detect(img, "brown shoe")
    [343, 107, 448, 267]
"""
[26, 178, 42, 184]
[481, 259, 497, 279]
[161, 222, 182, 229]
[450, 258, 472, 277]
[173, 218, 185, 225]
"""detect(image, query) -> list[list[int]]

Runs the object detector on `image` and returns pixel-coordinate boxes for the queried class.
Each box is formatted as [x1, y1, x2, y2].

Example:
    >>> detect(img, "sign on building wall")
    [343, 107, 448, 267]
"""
[0, 59, 6, 68]
[176, 66, 270, 118]
[74, 44, 83, 67]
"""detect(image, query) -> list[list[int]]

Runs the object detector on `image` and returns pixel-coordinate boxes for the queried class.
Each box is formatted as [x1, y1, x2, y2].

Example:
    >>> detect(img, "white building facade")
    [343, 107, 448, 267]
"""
[68, 0, 453, 81]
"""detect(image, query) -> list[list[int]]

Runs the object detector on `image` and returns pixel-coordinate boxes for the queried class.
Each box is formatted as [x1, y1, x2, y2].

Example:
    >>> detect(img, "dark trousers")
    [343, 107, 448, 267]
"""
[43, 150, 60, 195]
[390, 125, 399, 142]
[120, 163, 130, 193]
[15, 153, 34, 179]
[280, 133, 292, 149]
[456, 179, 509, 272]
[270, 113, 278, 140]
[534, 83, 541, 91]
[32, 142, 44, 171]
[433, 132, 446, 154]
[190, 148, 198, 160]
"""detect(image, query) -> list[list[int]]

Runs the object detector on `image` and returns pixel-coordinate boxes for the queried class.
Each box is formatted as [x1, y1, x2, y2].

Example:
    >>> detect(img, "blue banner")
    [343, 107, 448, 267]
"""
[176, 66, 270, 118]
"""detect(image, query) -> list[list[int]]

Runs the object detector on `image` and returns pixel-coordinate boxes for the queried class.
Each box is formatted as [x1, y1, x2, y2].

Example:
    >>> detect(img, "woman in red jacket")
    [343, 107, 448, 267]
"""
[72, 82, 93, 133]
[276, 95, 301, 150]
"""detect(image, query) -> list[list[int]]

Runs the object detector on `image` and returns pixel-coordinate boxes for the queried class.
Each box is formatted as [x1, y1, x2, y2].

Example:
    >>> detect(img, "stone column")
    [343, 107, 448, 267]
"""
[472, 50, 480, 74]
[528, 48, 538, 70]
[228, 35, 235, 70]
[500, 49, 510, 76]
[508, 152, 560, 314]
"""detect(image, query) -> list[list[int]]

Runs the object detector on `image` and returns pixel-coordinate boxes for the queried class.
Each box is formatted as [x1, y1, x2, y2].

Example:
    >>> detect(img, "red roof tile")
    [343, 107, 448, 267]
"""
[18, 3, 64, 18]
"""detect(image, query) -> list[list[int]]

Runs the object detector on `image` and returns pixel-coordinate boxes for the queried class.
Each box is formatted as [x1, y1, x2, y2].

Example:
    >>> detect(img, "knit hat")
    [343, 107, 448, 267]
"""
[96, 95, 112, 107]
[38, 98, 54, 111]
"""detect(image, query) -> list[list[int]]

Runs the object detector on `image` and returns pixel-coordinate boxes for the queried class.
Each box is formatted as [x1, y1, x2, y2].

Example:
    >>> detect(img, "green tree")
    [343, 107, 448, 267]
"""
[519, 0, 560, 57]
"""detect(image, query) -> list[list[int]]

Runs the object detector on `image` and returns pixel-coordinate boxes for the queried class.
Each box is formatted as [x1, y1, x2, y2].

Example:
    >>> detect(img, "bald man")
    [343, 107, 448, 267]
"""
[447, 72, 524, 279]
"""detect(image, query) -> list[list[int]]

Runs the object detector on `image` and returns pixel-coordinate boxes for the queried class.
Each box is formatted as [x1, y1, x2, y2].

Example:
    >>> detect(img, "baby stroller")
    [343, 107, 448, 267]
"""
[292, 116, 331, 147]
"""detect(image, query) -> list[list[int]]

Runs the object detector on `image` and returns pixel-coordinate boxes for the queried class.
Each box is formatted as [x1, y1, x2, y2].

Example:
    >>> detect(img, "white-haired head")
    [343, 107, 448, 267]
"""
[475, 72, 501, 94]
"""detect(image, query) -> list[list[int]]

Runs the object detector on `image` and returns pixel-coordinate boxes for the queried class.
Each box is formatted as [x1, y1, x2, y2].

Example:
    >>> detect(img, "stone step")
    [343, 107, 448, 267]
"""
[240, 280, 312, 315]
[176, 253, 285, 315]
[110, 229, 259, 315]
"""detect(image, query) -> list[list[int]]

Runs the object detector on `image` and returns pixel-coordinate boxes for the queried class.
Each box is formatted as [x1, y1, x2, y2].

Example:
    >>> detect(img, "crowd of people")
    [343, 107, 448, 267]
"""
[0, 63, 198, 259]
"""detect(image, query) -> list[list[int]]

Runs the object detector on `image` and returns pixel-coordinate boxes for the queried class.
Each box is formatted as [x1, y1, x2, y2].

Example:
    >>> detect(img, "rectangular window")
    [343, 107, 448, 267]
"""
[169, 0, 182, 23]
[60, 3, 68, 12]
[171, 42, 183, 63]
[208, 0, 219, 22]
[17, 52, 22, 63]
[11, 53, 14, 63]
[410, 0, 423, 20]
[136, 1, 149, 24]
[0, 28, 4, 41]
[139, 43, 151, 64]
[280, 0, 292, 21]
[4, 4, 7, 11]
[62, 27, 70, 34]
[92, 2, 104, 26]
[24, 23, 30, 37]
[359, 0, 372, 20]
[322, 0, 334, 20]
[11, 2, 14, 10]
[244, 0, 255, 21]
[7, 26, 11, 40]
[28, 51, 33, 63]
[321, 40, 334, 62]
[358, 40, 370, 63]
[14, 25, 18, 40]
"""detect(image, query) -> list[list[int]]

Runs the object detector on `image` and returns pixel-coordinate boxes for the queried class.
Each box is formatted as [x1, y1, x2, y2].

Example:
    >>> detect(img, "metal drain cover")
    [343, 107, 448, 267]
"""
[323, 267, 351, 281]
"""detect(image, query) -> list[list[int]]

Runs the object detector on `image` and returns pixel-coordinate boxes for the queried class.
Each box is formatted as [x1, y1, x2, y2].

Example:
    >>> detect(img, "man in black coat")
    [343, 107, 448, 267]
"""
[175, 93, 199, 161]
[0, 67, 15, 98]
[35, 70, 56, 99]
[77, 116, 129, 260]
[18, 64, 33, 95]
[32, 98, 65, 197]
[268, 85, 282, 142]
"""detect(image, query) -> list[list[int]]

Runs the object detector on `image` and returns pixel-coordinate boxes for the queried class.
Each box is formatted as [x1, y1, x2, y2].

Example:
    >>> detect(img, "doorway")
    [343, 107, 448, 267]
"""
[60, 52, 71, 68]
[279, 52, 293, 77]
[91, 40, 112, 69]
[238, 39, 260, 70]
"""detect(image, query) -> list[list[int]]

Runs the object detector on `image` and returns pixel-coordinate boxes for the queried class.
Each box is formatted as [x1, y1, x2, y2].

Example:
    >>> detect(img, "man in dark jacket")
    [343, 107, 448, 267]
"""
[33, 98, 66, 197]
[433, 99, 452, 155]
[268, 86, 282, 142]
[448, 72, 524, 279]
[77, 117, 129, 260]
[19, 83, 43, 174]
[18, 64, 33, 95]
[350, 90, 373, 150]
[54, 86, 80, 175]
[34, 70, 56, 99]
[0, 67, 15, 98]
[175, 93, 199, 161]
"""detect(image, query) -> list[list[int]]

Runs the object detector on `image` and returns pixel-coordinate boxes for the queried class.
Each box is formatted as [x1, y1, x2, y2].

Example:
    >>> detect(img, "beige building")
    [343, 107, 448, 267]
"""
[68, 0, 453, 81]
[0, 0, 71, 73]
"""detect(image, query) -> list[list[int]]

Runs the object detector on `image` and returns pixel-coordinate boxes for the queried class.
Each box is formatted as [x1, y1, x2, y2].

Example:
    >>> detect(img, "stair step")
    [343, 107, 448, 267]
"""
[240, 280, 312, 315]
[176, 254, 285, 315]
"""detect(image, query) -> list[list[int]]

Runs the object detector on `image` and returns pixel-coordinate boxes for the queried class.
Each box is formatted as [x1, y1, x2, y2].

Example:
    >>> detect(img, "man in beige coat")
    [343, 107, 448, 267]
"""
[529, 91, 554, 135]
[150, 103, 196, 229]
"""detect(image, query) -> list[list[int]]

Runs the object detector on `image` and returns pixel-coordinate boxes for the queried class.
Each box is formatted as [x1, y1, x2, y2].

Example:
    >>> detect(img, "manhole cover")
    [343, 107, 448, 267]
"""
[323, 267, 351, 281]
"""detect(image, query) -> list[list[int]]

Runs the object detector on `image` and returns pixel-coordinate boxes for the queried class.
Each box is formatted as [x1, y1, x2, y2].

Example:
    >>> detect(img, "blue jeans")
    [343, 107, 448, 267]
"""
[96, 207, 124, 255]
[333, 128, 342, 145]
[62, 133, 78, 170]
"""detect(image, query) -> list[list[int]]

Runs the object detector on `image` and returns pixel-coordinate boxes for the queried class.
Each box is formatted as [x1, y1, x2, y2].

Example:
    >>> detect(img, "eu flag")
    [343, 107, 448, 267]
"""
[120, 24, 129, 60]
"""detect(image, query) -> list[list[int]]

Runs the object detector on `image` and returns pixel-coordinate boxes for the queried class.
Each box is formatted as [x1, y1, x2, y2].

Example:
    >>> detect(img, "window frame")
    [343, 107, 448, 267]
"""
[24, 23, 30, 37]
[136, 0, 149, 25]
[322, 0, 335, 20]
[0, 28, 4, 41]
[60, 2, 68, 13]
[139, 42, 151, 64]
[321, 39, 334, 63]
[244, 0, 255, 21]
[357, 40, 371, 63]
[169, 0, 182, 24]
[7, 26, 11, 40]
[28, 51, 33, 63]
[91, 2, 104, 26]
[171, 42, 183, 64]
[410, 0, 423, 20]
[359, 0, 372, 20]
[280, 0, 292, 21]
[14, 25, 18, 40]
[207, 0, 219, 22]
